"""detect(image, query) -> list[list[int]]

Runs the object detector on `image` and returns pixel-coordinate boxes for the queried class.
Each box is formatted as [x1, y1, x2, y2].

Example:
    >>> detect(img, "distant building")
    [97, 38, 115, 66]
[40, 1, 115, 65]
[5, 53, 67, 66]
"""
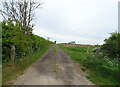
[68, 41, 76, 44]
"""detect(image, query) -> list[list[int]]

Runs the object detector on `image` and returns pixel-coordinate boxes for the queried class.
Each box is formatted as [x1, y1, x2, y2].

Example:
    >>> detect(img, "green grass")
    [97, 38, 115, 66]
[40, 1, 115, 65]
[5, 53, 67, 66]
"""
[53, 45, 57, 54]
[3, 45, 51, 85]
[59, 44, 119, 85]
[86, 71, 118, 85]
[59, 45, 93, 64]
[0, 65, 2, 86]
[0, 57, 2, 85]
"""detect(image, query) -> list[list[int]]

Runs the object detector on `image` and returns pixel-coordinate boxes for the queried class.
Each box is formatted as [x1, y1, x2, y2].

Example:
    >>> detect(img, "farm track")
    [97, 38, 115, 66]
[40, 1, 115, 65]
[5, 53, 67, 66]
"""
[14, 45, 94, 85]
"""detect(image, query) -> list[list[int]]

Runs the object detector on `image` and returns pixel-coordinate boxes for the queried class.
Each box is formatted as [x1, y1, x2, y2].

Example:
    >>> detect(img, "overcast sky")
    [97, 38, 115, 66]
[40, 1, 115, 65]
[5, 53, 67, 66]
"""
[32, 0, 119, 45]
[0, 0, 119, 45]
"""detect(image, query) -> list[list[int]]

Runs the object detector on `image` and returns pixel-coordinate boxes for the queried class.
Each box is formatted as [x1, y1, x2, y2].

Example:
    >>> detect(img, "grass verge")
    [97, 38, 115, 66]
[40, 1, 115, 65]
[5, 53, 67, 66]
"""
[0, 65, 2, 86]
[59, 44, 119, 85]
[53, 45, 57, 54]
[3, 45, 51, 85]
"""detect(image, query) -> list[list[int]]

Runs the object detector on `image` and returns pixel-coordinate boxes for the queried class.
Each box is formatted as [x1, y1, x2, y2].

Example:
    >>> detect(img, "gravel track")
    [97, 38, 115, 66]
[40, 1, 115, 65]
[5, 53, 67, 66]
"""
[14, 45, 94, 85]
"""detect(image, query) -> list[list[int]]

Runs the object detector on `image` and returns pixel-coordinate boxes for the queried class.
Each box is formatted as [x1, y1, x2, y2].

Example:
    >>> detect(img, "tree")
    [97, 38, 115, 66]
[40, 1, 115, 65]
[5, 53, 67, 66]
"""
[101, 32, 120, 59]
[0, 0, 42, 35]
[2, 19, 27, 61]
[1, 1, 54, 62]
[1, 0, 42, 61]
[54, 41, 56, 44]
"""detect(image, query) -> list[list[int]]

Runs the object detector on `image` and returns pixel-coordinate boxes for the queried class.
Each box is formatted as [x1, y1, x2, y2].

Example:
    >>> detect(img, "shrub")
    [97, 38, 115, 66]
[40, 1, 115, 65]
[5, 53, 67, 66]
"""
[83, 56, 119, 81]
[101, 32, 120, 59]
[2, 19, 53, 62]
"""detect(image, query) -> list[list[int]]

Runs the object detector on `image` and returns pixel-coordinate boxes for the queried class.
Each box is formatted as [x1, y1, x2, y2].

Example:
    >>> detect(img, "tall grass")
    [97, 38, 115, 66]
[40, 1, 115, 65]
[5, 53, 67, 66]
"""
[59, 45, 119, 85]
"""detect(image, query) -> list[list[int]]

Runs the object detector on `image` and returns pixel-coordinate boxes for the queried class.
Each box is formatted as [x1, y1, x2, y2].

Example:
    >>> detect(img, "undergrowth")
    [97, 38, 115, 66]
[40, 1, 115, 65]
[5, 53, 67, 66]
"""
[3, 45, 51, 85]
[59, 44, 119, 85]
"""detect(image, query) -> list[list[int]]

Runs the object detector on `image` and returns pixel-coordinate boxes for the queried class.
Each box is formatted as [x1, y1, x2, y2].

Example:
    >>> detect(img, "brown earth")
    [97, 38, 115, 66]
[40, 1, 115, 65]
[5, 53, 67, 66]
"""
[14, 45, 95, 85]
[63, 44, 95, 47]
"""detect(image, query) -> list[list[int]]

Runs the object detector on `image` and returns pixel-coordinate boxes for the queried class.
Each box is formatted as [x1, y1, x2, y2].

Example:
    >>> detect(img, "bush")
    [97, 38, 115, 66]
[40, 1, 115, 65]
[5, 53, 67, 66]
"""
[2, 19, 53, 62]
[83, 56, 119, 81]
[101, 32, 120, 59]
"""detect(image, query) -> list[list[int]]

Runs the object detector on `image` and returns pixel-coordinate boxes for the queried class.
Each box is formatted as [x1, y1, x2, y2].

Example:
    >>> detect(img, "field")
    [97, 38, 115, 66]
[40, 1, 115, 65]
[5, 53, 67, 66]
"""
[63, 44, 95, 47]
[59, 44, 119, 85]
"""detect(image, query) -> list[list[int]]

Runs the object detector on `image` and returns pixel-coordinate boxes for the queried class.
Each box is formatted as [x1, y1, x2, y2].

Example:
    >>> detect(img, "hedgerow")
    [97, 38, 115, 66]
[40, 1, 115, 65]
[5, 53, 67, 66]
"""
[2, 19, 53, 62]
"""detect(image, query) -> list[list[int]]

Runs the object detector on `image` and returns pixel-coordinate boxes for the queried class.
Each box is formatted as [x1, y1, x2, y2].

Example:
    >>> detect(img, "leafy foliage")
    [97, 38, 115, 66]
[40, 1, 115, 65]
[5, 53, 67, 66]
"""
[101, 32, 120, 59]
[2, 19, 53, 62]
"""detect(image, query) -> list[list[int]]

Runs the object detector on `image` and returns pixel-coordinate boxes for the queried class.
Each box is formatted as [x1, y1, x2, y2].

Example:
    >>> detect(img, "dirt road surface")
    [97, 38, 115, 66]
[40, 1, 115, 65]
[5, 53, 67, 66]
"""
[14, 45, 94, 85]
